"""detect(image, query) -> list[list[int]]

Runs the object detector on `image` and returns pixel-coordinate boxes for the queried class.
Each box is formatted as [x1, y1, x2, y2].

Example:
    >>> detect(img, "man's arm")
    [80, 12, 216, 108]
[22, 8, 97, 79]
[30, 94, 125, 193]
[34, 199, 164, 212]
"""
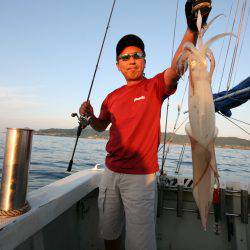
[89, 116, 110, 132]
[164, 0, 212, 92]
[79, 101, 110, 132]
[164, 28, 197, 92]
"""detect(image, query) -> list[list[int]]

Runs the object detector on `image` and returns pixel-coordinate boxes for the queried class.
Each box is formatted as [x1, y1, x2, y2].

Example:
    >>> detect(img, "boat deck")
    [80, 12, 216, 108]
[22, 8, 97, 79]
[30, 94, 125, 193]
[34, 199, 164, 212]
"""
[0, 169, 249, 250]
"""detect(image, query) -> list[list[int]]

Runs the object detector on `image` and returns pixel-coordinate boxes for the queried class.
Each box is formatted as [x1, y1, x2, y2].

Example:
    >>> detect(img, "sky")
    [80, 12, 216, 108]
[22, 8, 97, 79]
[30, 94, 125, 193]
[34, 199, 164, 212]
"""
[0, 0, 249, 140]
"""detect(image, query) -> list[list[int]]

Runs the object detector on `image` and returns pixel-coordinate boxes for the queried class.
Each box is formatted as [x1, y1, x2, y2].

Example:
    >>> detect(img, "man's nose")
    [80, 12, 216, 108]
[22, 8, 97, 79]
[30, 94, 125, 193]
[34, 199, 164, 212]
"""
[128, 56, 136, 63]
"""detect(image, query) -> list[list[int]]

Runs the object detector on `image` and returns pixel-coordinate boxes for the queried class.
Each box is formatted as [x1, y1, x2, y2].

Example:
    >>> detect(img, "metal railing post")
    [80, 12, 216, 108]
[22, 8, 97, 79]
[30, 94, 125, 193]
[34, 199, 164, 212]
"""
[0, 128, 33, 216]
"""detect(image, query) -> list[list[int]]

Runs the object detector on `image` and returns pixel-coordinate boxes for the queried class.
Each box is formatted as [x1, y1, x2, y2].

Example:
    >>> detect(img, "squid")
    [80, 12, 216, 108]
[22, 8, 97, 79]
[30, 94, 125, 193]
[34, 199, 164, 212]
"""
[177, 12, 233, 229]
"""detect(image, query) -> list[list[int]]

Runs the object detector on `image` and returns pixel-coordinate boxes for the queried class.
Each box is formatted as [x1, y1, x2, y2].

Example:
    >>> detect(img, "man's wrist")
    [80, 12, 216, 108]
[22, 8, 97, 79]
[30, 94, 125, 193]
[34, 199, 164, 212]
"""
[187, 27, 198, 35]
[89, 115, 95, 125]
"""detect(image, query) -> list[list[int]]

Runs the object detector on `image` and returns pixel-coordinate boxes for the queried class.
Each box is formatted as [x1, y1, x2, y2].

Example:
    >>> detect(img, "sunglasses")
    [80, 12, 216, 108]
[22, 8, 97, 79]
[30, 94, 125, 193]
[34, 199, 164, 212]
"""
[118, 52, 145, 61]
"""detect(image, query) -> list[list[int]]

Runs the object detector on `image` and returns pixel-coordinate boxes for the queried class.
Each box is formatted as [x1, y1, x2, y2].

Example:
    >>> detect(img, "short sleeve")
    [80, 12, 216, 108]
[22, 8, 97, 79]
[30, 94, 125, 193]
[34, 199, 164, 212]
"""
[154, 70, 177, 100]
[98, 95, 111, 123]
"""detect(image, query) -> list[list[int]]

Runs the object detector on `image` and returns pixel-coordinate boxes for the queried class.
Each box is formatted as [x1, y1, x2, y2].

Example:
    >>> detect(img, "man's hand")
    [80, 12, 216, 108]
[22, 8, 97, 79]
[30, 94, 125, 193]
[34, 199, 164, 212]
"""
[79, 101, 109, 132]
[185, 0, 212, 32]
[79, 100, 94, 118]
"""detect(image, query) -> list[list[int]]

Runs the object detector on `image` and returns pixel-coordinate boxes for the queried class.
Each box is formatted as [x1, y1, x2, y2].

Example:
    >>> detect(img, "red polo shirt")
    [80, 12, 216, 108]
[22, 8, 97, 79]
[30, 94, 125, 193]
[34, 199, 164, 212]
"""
[99, 72, 176, 174]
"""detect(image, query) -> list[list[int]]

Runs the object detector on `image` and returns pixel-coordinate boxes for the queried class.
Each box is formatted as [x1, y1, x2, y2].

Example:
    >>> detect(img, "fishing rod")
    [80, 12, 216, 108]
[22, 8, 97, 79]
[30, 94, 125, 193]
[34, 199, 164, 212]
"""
[67, 0, 117, 172]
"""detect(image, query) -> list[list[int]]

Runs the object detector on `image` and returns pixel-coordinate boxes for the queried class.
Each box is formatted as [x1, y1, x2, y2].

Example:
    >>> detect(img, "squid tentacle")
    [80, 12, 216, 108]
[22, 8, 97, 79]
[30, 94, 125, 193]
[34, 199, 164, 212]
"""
[203, 32, 236, 53]
[177, 51, 190, 76]
[206, 48, 215, 81]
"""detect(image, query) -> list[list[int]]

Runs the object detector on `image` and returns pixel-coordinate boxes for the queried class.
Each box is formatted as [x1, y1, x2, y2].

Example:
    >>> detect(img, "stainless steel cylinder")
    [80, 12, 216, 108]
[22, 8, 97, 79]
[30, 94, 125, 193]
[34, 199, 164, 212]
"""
[0, 128, 33, 211]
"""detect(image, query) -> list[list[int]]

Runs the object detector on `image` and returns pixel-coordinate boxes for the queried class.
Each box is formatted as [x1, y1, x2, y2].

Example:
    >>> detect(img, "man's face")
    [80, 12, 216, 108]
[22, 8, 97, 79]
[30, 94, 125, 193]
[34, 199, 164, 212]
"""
[116, 46, 145, 82]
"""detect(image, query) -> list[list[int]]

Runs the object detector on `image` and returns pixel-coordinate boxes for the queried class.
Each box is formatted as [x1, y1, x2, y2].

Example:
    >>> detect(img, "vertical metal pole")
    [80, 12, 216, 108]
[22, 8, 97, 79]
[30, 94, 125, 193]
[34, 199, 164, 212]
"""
[220, 186, 226, 223]
[240, 190, 248, 224]
[0, 128, 33, 213]
[177, 185, 183, 217]
[177, 178, 184, 217]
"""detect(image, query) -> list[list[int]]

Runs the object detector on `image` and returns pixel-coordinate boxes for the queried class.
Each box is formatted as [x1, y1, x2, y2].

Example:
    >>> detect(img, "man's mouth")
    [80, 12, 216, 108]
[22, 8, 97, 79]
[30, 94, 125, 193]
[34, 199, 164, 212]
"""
[128, 67, 137, 71]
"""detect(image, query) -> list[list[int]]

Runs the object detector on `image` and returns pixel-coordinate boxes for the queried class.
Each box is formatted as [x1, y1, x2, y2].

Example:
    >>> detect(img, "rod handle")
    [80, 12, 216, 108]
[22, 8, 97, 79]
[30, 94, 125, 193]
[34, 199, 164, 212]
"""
[67, 159, 73, 172]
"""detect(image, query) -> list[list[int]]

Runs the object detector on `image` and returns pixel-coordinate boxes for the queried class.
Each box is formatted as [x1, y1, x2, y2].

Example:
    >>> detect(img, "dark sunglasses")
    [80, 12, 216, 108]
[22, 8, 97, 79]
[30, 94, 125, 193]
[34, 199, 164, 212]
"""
[118, 52, 145, 61]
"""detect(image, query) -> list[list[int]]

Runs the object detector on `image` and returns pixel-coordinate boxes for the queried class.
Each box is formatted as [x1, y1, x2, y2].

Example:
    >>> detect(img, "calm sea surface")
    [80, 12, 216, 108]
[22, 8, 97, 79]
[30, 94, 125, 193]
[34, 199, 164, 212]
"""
[0, 133, 249, 193]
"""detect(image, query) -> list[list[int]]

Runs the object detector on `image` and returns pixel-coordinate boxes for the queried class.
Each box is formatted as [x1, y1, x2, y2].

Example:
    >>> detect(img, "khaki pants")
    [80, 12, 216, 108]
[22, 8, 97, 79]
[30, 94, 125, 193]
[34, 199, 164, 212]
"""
[98, 167, 157, 250]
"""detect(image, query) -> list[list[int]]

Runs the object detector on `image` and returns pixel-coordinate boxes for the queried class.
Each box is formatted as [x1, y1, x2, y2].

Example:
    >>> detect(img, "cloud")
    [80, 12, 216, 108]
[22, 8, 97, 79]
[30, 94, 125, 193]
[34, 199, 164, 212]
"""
[0, 85, 75, 131]
[0, 85, 41, 114]
[0, 85, 45, 131]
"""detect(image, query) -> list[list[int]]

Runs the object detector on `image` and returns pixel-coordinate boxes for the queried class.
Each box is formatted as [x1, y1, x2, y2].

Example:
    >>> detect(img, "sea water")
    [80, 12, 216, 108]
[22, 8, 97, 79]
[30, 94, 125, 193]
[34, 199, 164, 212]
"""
[0, 133, 249, 192]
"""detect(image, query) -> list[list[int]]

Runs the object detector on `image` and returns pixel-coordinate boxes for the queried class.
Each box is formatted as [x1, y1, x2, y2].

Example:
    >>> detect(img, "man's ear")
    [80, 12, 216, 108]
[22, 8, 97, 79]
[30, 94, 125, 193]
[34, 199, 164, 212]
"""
[116, 61, 120, 71]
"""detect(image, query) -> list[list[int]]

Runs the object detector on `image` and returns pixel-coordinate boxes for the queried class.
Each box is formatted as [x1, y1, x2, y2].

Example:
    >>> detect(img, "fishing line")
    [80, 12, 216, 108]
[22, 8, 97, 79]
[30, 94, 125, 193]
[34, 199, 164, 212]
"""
[161, 98, 170, 174]
[218, 112, 250, 135]
[232, 0, 250, 86]
[226, 0, 247, 91]
[160, 116, 188, 168]
[160, 0, 179, 175]
[218, 0, 240, 93]
[171, 0, 179, 61]
[161, 79, 188, 164]
[214, 1, 234, 88]
[175, 144, 186, 175]
[228, 116, 250, 126]
[67, 0, 117, 172]
[173, 78, 188, 131]
[158, 115, 188, 152]
[162, 116, 189, 164]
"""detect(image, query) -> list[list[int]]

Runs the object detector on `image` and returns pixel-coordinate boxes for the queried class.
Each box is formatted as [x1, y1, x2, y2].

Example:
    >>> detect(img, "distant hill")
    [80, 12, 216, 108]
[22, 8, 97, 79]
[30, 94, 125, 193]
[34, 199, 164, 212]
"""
[35, 128, 250, 149]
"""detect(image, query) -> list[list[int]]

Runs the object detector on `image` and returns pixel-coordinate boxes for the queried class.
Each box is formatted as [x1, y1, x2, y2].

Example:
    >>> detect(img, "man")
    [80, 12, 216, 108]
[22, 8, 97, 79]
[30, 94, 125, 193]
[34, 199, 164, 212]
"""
[80, 1, 211, 249]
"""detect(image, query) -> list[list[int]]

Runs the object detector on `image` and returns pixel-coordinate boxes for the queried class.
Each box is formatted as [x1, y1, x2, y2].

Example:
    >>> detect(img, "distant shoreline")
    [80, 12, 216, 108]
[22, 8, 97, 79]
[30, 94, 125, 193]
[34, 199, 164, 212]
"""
[34, 132, 250, 151]
[1, 130, 249, 150]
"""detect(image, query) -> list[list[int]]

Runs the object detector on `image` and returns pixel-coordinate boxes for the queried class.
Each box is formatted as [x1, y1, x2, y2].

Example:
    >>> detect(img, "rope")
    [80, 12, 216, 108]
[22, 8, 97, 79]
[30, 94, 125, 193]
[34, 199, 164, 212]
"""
[214, 2, 234, 88]
[218, 112, 250, 135]
[162, 116, 189, 166]
[218, 0, 240, 93]
[230, 116, 250, 126]
[0, 202, 30, 217]
[175, 144, 186, 174]
[160, 0, 179, 175]
[160, 74, 187, 167]
[161, 98, 170, 174]
[162, 104, 189, 165]
[173, 78, 188, 131]
[171, 0, 179, 61]
[161, 78, 188, 156]
[232, 0, 250, 86]
[158, 115, 189, 153]
[226, 0, 247, 91]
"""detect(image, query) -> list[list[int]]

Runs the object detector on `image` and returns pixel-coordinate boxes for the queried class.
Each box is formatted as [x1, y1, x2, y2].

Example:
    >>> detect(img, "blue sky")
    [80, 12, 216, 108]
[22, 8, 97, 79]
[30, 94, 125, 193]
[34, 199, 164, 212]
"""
[0, 0, 249, 139]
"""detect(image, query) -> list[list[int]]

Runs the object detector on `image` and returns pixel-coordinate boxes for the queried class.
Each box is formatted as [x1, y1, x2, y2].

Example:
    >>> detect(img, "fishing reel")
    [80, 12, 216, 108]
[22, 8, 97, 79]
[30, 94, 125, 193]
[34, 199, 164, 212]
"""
[71, 113, 91, 130]
[67, 113, 91, 172]
[71, 113, 91, 138]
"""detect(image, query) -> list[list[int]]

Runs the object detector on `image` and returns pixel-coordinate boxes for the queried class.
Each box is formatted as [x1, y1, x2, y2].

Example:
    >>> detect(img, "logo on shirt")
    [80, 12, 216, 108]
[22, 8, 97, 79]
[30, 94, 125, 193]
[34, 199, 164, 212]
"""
[134, 96, 145, 102]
